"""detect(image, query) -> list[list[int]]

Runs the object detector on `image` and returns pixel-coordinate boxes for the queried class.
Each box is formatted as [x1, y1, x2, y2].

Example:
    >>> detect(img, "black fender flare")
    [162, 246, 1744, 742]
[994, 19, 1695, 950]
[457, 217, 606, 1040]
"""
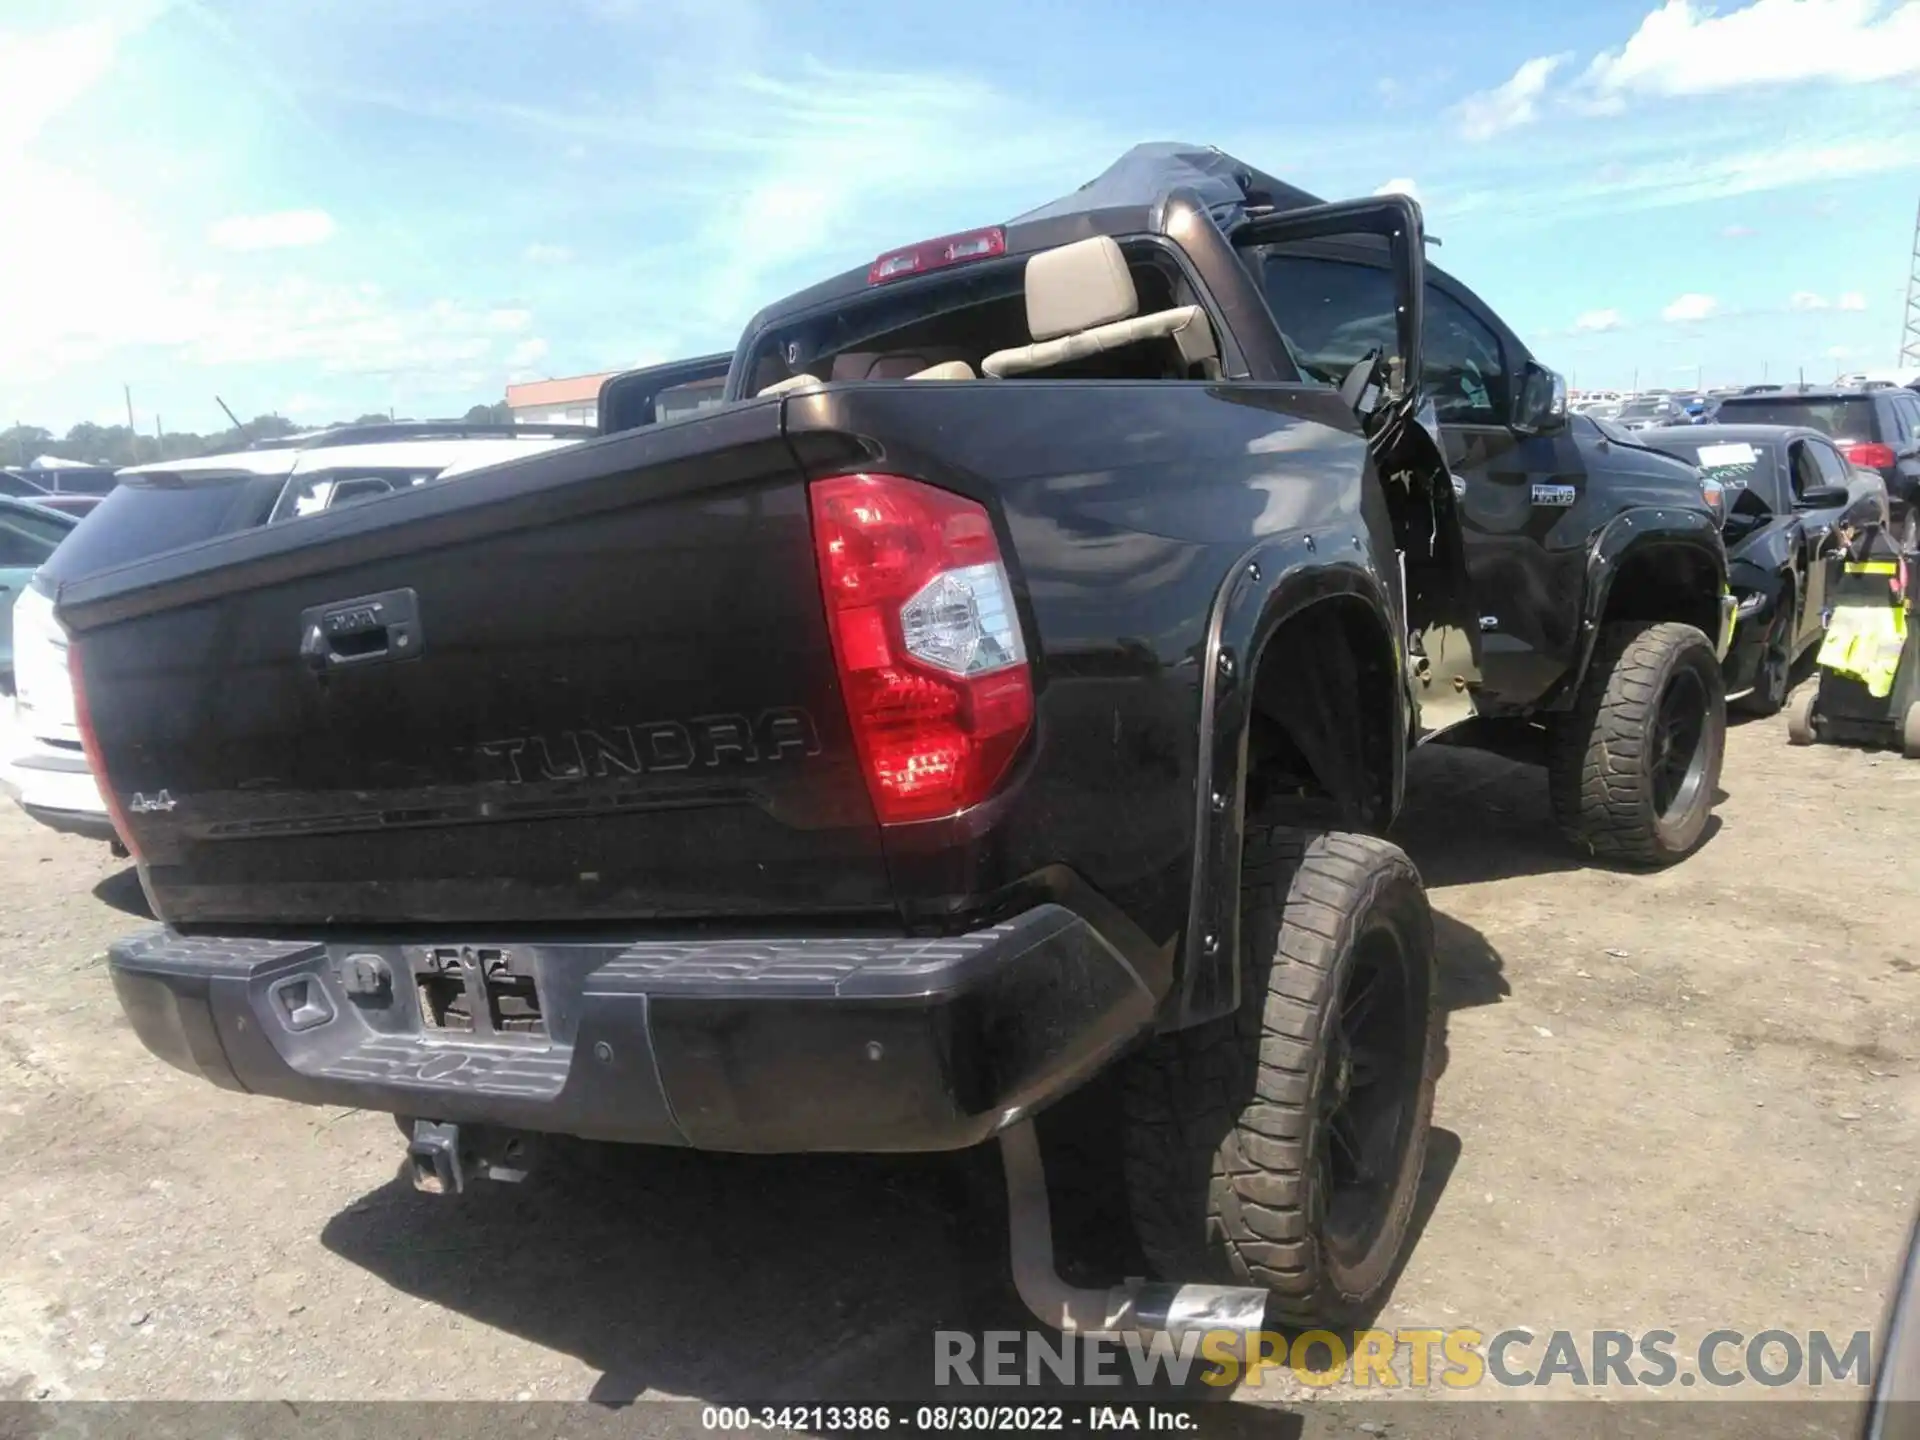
[1564, 508, 1729, 702]
[1174, 527, 1407, 1029]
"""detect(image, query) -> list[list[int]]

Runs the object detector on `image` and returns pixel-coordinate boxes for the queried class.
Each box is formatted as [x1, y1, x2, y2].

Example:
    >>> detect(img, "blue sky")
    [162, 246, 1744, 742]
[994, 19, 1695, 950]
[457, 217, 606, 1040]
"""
[2, 0, 1917, 432]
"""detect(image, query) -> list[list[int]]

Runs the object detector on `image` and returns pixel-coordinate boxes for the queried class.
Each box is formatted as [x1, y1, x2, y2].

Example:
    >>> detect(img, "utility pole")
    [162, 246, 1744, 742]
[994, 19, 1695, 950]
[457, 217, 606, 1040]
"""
[123, 384, 135, 432]
[1902, 196, 1920, 367]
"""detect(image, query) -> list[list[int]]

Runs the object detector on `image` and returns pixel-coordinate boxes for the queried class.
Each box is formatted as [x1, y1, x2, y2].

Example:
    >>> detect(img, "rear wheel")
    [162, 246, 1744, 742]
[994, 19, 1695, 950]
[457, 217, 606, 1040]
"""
[1903, 702, 1920, 760]
[1119, 829, 1437, 1325]
[1787, 688, 1819, 747]
[1548, 621, 1725, 867]
[1733, 598, 1792, 718]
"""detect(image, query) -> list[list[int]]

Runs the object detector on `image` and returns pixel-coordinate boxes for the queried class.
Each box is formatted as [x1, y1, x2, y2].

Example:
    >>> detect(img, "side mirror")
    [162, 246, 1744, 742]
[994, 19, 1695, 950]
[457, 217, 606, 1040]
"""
[1514, 362, 1568, 434]
[1796, 484, 1850, 510]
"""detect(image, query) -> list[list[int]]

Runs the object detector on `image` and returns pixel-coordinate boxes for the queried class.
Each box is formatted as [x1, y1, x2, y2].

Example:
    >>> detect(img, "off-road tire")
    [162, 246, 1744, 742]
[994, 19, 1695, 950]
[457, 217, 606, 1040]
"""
[1902, 701, 1920, 760]
[1119, 829, 1437, 1326]
[1548, 621, 1725, 867]
[1787, 688, 1819, 747]
[1732, 594, 1792, 718]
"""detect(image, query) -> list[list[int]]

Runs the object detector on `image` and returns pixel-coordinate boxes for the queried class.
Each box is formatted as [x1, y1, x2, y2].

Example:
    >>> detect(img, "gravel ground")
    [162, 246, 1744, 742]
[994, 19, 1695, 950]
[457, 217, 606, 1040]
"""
[1, 687, 1915, 1430]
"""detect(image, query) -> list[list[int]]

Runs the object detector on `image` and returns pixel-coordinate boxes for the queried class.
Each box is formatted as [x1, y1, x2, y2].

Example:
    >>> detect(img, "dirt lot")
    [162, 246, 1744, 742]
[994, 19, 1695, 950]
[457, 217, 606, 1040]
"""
[2, 689, 1917, 1422]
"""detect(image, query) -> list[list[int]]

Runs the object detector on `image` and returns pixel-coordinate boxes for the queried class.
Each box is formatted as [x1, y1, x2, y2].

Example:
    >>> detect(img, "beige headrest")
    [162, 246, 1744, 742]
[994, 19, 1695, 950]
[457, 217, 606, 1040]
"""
[1025, 235, 1138, 342]
[757, 373, 823, 398]
[905, 361, 976, 381]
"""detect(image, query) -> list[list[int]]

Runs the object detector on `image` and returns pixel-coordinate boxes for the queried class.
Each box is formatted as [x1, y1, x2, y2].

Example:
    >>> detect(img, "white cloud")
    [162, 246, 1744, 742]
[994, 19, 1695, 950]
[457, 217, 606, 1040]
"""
[523, 242, 574, 264]
[485, 308, 532, 333]
[1584, 0, 1920, 101]
[1453, 54, 1570, 140]
[1576, 308, 1625, 332]
[1662, 293, 1719, 322]
[507, 336, 550, 371]
[0, 20, 127, 153]
[1373, 177, 1422, 206]
[207, 210, 338, 251]
[179, 280, 536, 378]
[1827, 345, 1854, 360]
[1445, 2, 1920, 138]
[1790, 291, 1830, 311]
[1838, 292, 1867, 310]
[1721, 223, 1755, 239]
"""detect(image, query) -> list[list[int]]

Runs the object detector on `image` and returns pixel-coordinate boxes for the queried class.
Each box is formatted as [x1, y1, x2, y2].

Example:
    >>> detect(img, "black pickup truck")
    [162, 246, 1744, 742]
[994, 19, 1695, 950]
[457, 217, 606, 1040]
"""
[76, 144, 1732, 1331]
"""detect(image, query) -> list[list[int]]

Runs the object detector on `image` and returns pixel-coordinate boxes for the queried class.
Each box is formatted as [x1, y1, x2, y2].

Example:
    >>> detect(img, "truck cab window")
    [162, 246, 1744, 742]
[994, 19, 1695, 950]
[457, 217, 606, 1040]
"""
[1253, 253, 1509, 426]
[746, 242, 1213, 392]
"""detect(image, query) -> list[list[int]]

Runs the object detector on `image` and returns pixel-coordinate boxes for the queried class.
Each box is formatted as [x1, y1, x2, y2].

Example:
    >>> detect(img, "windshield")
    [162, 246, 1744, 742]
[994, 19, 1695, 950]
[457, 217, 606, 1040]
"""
[1662, 438, 1778, 499]
[1713, 396, 1877, 437]
[1619, 399, 1669, 418]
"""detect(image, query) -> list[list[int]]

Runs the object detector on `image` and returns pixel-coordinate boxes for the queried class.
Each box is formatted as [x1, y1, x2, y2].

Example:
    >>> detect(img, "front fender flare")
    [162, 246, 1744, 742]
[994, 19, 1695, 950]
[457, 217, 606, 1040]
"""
[1568, 508, 1731, 690]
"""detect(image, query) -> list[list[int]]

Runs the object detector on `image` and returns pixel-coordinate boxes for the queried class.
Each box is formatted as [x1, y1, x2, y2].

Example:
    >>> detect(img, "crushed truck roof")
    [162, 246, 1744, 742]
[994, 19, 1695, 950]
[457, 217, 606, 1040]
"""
[741, 142, 1330, 336]
[1008, 141, 1325, 226]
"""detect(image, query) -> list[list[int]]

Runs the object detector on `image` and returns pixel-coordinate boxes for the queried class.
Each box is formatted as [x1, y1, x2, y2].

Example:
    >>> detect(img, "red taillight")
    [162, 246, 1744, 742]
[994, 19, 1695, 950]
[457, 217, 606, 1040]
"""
[866, 227, 1006, 285]
[68, 642, 140, 858]
[1843, 441, 1896, 469]
[809, 473, 1032, 824]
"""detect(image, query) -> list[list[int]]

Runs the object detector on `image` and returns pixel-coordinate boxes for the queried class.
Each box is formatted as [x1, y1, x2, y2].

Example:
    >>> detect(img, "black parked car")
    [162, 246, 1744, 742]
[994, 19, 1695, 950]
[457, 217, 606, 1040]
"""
[1614, 395, 1691, 431]
[1638, 425, 1886, 714]
[1712, 387, 1920, 539]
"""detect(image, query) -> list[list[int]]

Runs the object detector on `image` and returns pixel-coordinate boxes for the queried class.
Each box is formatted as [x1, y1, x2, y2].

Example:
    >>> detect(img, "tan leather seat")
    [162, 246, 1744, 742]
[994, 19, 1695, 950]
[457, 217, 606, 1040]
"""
[981, 236, 1218, 379]
[906, 361, 976, 381]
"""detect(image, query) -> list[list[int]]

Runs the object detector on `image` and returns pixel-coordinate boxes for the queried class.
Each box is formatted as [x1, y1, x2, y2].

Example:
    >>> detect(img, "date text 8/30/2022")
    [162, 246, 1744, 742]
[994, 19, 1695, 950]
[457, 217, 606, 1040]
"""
[701, 1404, 1198, 1431]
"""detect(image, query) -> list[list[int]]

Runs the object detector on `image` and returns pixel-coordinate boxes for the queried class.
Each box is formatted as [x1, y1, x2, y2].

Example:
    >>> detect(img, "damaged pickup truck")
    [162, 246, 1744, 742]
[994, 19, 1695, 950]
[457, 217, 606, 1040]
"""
[76, 144, 1733, 1334]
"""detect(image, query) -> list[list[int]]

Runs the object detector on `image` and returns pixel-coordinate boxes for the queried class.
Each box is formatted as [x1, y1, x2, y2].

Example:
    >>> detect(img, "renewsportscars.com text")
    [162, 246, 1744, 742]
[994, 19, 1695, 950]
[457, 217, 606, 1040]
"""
[934, 1328, 1875, 1391]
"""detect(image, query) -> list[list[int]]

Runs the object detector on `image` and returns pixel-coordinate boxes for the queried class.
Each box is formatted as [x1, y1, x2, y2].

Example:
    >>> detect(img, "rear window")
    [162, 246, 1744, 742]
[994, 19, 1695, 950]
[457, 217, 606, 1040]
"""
[1713, 396, 1879, 438]
[655, 376, 727, 424]
[743, 240, 1213, 392]
[36, 474, 278, 585]
[745, 259, 1029, 392]
[272, 467, 444, 522]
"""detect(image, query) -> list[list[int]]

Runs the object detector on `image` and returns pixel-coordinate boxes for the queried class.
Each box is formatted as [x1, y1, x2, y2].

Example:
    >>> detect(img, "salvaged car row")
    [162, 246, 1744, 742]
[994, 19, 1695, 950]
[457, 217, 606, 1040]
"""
[6, 142, 1917, 1341]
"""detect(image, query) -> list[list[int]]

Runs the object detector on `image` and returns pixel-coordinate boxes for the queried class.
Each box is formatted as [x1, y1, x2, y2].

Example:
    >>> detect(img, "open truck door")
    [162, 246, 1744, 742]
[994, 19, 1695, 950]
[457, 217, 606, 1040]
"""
[1233, 193, 1483, 737]
[597, 353, 733, 436]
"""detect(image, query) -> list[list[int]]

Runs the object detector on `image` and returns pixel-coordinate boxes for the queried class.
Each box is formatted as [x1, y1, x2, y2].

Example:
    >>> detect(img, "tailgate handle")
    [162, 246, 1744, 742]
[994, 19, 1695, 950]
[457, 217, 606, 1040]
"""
[299, 588, 422, 671]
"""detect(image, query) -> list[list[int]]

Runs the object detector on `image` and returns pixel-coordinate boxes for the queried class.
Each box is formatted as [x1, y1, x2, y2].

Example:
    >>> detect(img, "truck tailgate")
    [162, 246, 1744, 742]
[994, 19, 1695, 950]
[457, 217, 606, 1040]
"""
[57, 403, 893, 927]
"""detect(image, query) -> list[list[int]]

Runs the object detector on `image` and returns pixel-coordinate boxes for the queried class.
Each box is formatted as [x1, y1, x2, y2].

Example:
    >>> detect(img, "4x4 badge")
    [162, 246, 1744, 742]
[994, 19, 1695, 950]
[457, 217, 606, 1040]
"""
[128, 790, 177, 814]
[1531, 483, 1577, 508]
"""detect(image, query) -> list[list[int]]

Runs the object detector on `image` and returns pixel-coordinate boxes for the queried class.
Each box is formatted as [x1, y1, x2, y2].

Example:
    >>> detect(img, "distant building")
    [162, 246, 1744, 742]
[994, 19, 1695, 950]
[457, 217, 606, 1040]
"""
[505, 372, 617, 427]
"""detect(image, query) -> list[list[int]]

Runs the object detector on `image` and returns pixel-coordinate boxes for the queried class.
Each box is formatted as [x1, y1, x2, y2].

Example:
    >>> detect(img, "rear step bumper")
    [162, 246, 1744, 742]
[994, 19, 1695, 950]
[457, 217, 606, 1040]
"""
[107, 905, 1155, 1153]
